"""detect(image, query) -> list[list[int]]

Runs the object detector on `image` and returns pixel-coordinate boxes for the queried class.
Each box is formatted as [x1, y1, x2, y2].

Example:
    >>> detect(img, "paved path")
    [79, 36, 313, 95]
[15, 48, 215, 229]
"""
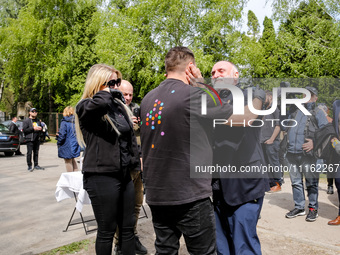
[0, 143, 340, 254]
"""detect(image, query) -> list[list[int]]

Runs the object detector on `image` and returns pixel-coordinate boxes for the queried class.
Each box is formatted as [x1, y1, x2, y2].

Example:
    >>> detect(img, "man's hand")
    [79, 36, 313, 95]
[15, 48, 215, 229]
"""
[34, 126, 42, 131]
[131, 116, 140, 129]
[332, 138, 340, 155]
[302, 138, 314, 152]
[265, 139, 274, 145]
[185, 63, 203, 86]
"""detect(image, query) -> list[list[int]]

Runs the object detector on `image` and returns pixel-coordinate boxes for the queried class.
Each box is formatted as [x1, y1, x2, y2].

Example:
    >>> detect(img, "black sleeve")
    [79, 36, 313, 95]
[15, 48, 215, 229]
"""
[9, 123, 15, 133]
[76, 91, 112, 123]
[23, 119, 33, 135]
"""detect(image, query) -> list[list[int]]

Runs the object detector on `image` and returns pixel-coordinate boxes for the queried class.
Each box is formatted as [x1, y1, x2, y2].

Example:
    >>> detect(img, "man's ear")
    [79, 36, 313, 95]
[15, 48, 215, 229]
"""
[185, 62, 193, 73]
[234, 71, 239, 79]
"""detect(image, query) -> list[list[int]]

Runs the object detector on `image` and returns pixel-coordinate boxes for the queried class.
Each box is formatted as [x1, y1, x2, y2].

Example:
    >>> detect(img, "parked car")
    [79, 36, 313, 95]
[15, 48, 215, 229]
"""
[0, 124, 20, 156]
[0, 120, 27, 144]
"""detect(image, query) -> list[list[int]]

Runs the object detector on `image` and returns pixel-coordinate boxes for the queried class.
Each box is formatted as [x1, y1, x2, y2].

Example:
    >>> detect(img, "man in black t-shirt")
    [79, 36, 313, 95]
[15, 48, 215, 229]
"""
[23, 108, 44, 172]
[260, 91, 282, 192]
[140, 47, 234, 254]
[140, 47, 265, 254]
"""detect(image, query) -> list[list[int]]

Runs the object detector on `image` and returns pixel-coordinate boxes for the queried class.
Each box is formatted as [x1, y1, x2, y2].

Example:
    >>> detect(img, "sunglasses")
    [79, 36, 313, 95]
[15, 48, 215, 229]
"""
[31, 111, 37, 113]
[103, 78, 121, 88]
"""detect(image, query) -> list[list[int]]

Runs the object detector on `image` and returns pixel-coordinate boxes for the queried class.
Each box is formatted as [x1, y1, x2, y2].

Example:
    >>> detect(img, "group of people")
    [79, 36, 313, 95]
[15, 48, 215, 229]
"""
[16, 45, 340, 255]
[20, 107, 76, 173]
[73, 46, 340, 255]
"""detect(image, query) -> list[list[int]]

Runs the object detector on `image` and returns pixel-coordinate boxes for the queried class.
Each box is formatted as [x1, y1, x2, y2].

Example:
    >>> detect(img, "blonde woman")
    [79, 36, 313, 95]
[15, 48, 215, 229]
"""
[57, 106, 80, 172]
[75, 64, 139, 255]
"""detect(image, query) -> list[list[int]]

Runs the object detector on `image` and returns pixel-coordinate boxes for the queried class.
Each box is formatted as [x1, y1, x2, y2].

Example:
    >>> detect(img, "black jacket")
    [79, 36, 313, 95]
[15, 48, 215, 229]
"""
[9, 122, 20, 135]
[214, 87, 270, 206]
[76, 90, 140, 174]
[22, 118, 42, 142]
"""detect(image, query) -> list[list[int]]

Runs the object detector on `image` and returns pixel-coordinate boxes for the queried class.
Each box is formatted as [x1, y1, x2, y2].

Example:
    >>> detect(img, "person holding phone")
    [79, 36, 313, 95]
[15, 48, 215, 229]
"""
[23, 108, 44, 172]
[75, 64, 140, 255]
[114, 80, 147, 255]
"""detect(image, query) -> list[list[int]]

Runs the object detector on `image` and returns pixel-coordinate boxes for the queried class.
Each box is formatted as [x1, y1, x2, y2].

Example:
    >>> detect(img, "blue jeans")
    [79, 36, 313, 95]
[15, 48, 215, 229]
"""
[287, 153, 319, 210]
[149, 198, 216, 255]
[262, 140, 282, 186]
[214, 194, 263, 255]
[83, 172, 135, 255]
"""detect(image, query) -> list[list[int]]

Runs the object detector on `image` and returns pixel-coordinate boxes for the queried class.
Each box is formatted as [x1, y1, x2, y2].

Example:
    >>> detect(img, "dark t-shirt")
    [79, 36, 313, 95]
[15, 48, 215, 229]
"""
[140, 78, 233, 206]
[260, 107, 280, 143]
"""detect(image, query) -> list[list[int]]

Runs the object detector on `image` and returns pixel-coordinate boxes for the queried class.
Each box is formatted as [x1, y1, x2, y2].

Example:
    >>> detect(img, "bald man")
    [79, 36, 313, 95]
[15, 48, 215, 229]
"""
[114, 80, 147, 255]
[211, 61, 269, 255]
[119, 80, 137, 110]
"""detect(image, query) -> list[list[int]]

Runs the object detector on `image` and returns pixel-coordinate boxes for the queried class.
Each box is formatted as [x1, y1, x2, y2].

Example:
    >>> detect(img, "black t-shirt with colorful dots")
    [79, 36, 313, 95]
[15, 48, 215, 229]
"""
[140, 78, 233, 206]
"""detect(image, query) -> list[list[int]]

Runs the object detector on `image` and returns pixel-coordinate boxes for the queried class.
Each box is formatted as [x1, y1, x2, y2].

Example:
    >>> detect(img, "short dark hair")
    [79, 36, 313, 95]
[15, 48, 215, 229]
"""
[165, 46, 195, 73]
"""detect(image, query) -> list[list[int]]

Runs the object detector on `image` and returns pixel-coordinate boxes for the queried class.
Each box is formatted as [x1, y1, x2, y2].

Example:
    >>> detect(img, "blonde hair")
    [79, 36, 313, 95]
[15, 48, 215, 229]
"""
[75, 64, 132, 148]
[63, 106, 74, 117]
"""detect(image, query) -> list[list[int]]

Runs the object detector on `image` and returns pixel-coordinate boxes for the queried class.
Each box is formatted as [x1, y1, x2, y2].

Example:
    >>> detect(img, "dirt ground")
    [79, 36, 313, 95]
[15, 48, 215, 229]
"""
[1, 143, 339, 255]
[64, 179, 340, 255]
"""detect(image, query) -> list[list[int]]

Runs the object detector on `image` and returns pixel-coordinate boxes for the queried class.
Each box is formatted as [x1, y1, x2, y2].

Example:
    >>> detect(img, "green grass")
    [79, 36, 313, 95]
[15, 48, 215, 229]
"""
[39, 239, 92, 255]
[42, 136, 58, 144]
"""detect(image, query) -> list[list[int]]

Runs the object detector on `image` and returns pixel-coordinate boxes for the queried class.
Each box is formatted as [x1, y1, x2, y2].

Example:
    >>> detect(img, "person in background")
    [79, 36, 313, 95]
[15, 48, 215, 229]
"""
[40, 120, 50, 142]
[261, 90, 282, 193]
[317, 104, 334, 194]
[114, 80, 147, 255]
[9, 116, 23, 156]
[57, 106, 81, 172]
[75, 64, 139, 255]
[23, 108, 44, 172]
[328, 100, 340, 225]
[285, 87, 328, 222]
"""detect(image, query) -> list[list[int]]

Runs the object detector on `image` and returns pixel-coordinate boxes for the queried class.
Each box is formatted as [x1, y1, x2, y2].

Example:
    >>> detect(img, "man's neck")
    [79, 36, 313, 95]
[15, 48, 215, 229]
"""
[166, 73, 189, 84]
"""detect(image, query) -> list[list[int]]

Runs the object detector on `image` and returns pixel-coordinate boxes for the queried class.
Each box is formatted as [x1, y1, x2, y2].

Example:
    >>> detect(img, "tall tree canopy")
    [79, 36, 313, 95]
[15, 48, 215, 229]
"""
[96, 0, 246, 102]
[0, 0, 100, 112]
[0, 0, 338, 114]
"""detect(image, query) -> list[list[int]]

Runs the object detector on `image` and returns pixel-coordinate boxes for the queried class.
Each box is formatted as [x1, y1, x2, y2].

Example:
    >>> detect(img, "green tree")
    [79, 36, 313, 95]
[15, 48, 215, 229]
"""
[257, 16, 281, 77]
[276, 0, 340, 105]
[0, 0, 100, 113]
[96, 0, 246, 101]
[247, 10, 260, 39]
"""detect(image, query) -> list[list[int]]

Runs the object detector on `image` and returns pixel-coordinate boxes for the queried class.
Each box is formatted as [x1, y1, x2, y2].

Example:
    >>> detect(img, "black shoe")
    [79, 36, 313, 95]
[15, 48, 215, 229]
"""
[113, 245, 122, 255]
[306, 208, 318, 222]
[34, 165, 45, 170]
[327, 186, 334, 194]
[135, 236, 147, 254]
[28, 166, 34, 172]
[285, 208, 305, 219]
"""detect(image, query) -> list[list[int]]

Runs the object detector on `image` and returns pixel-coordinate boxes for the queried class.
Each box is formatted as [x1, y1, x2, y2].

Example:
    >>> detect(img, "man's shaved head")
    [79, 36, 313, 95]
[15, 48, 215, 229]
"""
[119, 80, 134, 106]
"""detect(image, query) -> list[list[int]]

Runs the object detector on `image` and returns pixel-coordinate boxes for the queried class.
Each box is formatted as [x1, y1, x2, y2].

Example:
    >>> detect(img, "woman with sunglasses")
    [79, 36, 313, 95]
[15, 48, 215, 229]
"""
[75, 64, 139, 255]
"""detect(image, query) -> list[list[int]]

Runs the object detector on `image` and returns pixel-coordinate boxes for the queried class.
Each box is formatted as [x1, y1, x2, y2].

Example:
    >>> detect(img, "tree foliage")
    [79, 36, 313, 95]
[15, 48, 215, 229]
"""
[96, 0, 246, 102]
[247, 10, 260, 39]
[0, 0, 100, 113]
[0, 0, 338, 114]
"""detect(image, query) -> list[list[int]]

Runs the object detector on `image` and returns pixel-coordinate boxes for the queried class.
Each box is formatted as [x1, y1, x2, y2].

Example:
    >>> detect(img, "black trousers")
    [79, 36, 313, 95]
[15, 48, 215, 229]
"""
[149, 198, 216, 255]
[26, 140, 40, 167]
[83, 172, 135, 255]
